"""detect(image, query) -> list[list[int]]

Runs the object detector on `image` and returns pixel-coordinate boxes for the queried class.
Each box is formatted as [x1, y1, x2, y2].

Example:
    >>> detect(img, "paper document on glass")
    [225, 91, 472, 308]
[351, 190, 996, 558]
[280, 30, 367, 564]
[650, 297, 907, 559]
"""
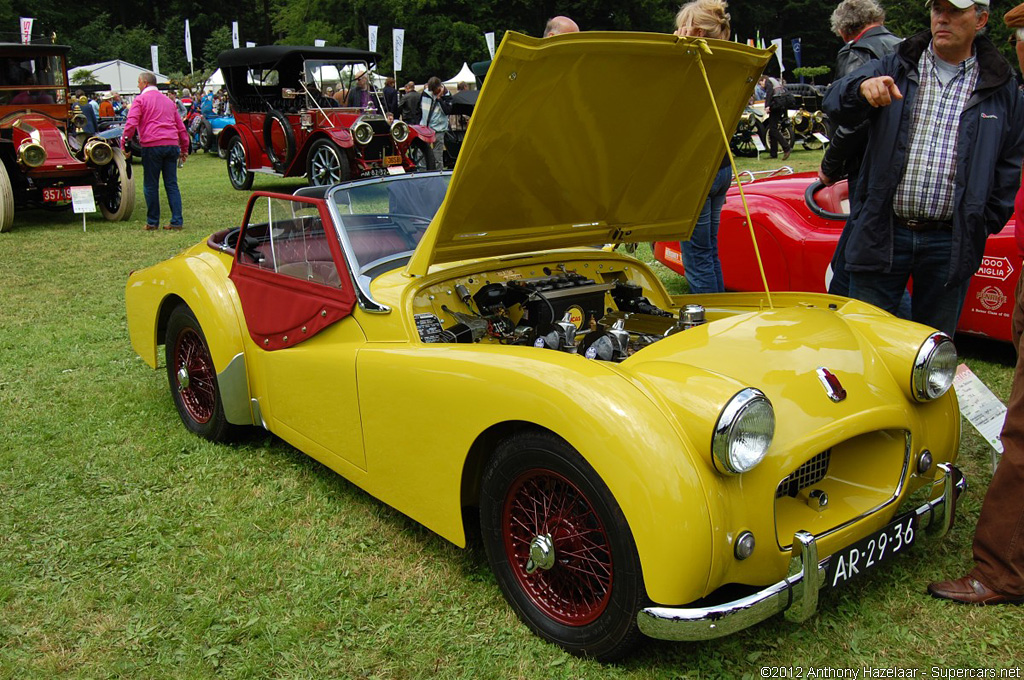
[953, 363, 1005, 470]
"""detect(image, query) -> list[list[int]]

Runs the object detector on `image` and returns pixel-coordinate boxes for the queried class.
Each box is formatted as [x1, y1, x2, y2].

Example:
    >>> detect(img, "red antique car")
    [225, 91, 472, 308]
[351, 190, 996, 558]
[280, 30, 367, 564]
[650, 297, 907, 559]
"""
[217, 45, 436, 190]
[654, 171, 1019, 344]
[0, 41, 134, 232]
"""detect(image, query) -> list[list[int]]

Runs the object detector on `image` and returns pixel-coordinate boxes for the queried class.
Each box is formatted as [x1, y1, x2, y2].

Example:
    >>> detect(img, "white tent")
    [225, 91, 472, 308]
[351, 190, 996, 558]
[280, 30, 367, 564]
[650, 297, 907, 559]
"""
[68, 59, 169, 93]
[204, 68, 225, 91]
[444, 62, 476, 88]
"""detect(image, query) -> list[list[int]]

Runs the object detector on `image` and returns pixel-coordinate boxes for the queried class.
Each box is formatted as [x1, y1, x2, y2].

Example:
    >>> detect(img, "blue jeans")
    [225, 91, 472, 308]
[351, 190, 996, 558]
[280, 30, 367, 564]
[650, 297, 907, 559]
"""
[848, 225, 969, 336]
[681, 165, 732, 294]
[141, 145, 183, 227]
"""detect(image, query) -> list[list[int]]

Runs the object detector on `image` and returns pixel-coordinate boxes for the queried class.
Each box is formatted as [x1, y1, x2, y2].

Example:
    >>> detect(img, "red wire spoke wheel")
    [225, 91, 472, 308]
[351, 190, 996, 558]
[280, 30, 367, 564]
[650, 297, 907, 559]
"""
[164, 305, 234, 441]
[502, 468, 613, 625]
[480, 431, 646, 660]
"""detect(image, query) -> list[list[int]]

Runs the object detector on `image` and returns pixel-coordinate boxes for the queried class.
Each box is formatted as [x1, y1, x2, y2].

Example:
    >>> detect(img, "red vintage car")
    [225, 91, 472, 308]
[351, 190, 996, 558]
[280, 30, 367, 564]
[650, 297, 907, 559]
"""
[217, 45, 436, 190]
[0, 41, 134, 232]
[654, 171, 1019, 343]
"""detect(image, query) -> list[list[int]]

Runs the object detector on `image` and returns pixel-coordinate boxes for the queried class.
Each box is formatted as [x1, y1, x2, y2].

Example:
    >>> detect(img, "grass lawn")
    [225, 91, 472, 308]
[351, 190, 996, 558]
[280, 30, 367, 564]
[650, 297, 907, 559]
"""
[1, 146, 1021, 678]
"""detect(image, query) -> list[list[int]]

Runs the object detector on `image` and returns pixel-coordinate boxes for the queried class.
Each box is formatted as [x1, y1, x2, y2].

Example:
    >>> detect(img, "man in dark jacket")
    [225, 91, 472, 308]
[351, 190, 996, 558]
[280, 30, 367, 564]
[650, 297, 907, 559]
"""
[818, 0, 902, 298]
[823, 0, 1024, 337]
[399, 81, 420, 124]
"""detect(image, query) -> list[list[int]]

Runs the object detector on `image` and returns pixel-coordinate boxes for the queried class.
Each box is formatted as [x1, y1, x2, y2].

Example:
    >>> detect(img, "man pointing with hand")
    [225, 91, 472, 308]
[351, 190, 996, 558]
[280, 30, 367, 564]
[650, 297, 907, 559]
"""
[823, 0, 1024, 337]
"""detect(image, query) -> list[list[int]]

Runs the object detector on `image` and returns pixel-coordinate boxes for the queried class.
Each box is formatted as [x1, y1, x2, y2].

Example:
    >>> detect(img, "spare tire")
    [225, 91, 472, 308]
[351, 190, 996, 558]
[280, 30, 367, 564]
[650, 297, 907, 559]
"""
[263, 109, 296, 173]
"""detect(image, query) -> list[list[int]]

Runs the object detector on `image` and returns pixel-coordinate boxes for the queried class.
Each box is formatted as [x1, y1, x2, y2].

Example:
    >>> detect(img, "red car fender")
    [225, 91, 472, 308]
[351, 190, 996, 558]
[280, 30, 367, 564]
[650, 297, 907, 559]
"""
[219, 123, 265, 170]
[314, 128, 354, 150]
[409, 124, 435, 145]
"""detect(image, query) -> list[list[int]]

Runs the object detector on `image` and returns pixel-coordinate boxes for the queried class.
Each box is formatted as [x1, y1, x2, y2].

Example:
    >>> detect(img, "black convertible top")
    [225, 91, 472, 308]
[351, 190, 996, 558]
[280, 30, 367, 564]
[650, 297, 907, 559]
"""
[218, 45, 380, 69]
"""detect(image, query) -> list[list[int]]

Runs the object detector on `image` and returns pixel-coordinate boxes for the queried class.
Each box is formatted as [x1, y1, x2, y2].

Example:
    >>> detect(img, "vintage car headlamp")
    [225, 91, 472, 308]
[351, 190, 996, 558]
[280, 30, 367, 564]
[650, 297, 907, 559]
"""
[912, 332, 956, 401]
[390, 120, 410, 143]
[353, 121, 374, 145]
[712, 388, 775, 474]
[83, 139, 114, 166]
[18, 139, 47, 168]
[71, 112, 88, 130]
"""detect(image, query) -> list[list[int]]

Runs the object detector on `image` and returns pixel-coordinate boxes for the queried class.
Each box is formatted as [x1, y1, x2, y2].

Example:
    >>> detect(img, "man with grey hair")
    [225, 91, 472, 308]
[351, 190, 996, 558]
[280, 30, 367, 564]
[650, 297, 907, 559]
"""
[544, 16, 579, 37]
[122, 71, 189, 230]
[824, 0, 1024, 337]
[819, 0, 901, 299]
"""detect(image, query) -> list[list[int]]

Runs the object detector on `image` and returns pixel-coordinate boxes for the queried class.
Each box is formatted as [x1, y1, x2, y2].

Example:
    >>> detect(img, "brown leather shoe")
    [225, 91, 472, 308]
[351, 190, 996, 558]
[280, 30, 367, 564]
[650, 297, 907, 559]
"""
[782, 149, 791, 161]
[927, 576, 1024, 605]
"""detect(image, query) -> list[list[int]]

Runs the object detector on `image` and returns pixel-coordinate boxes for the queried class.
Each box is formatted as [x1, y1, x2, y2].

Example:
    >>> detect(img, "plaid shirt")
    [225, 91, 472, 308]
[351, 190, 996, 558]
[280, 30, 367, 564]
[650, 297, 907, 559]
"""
[893, 47, 978, 220]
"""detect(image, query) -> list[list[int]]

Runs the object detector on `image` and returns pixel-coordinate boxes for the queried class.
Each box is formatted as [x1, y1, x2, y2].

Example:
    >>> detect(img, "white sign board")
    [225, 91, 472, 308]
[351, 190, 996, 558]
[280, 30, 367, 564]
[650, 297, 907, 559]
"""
[368, 25, 378, 52]
[485, 32, 496, 59]
[393, 29, 405, 72]
[71, 186, 96, 213]
[954, 363, 1006, 471]
[20, 17, 33, 44]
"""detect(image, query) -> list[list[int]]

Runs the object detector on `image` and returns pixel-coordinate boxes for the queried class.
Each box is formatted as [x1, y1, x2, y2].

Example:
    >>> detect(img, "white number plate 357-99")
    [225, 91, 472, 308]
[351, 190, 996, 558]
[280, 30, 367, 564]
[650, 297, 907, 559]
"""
[825, 513, 917, 588]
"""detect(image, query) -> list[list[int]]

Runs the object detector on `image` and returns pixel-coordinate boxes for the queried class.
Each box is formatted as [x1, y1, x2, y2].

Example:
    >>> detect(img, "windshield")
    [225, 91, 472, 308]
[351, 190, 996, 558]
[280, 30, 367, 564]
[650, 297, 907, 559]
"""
[328, 173, 450, 271]
[0, 54, 66, 105]
[303, 59, 376, 108]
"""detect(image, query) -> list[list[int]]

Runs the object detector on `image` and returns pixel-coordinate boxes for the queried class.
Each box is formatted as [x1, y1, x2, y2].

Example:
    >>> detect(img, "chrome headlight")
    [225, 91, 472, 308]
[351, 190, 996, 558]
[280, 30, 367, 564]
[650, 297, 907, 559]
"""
[353, 121, 374, 145]
[83, 139, 113, 166]
[712, 388, 775, 474]
[18, 140, 47, 167]
[390, 120, 410, 143]
[912, 332, 957, 401]
[71, 113, 88, 130]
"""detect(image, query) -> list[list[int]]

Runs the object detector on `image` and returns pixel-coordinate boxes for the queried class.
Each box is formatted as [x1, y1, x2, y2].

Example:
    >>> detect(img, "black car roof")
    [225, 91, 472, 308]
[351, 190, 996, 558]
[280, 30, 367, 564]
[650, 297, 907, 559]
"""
[0, 43, 71, 56]
[218, 45, 379, 69]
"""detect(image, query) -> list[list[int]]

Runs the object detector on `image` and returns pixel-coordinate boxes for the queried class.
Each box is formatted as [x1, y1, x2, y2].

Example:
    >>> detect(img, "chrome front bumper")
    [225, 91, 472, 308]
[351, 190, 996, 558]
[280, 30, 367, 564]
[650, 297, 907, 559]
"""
[637, 463, 966, 642]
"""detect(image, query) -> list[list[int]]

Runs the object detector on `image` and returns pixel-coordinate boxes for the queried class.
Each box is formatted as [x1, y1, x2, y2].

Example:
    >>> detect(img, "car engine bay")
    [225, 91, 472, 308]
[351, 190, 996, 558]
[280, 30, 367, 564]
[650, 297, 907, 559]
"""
[411, 259, 706, 362]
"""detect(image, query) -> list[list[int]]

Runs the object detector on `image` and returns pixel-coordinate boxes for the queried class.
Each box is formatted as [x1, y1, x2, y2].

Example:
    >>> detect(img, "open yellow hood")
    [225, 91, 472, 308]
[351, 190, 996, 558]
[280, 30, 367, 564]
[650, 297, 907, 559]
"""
[406, 31, 772, 276]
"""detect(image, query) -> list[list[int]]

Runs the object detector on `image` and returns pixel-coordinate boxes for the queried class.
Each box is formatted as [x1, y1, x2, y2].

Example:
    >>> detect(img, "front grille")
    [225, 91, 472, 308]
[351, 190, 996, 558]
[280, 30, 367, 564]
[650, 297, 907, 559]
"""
[776, 450, 830, 499]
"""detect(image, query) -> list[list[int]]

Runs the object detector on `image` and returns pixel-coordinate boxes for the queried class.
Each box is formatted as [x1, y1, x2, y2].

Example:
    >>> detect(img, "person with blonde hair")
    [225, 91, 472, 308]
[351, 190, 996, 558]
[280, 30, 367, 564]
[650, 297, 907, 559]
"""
[673, 0, 732, 293]
[674, 0, 730, 39]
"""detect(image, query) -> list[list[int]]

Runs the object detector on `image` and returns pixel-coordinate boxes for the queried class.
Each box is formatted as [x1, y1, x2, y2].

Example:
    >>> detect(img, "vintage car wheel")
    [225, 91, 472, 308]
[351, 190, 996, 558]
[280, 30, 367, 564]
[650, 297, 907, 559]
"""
[227, 136, 254, 190]
[198, 119, 214, 152]
[263, 109, 296, 172]
[729, 131, 759, 158]
[165, 305, 234, 442]
[0, 162, 14, 233]
[480, 431, 646, 661]
[307, 139, 351, 186]
[408, 139, 439, 172]
[99, 149, 135, 222]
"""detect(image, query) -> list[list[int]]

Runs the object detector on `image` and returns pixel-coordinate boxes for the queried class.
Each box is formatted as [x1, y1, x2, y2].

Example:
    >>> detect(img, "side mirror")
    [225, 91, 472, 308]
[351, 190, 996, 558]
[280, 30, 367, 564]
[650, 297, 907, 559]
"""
[281, 88, 297, 99]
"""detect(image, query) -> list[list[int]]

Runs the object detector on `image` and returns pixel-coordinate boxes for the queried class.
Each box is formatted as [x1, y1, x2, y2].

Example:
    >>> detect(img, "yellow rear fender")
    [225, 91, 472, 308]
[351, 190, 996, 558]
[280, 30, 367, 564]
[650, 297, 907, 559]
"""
[126, 252, 251, 422]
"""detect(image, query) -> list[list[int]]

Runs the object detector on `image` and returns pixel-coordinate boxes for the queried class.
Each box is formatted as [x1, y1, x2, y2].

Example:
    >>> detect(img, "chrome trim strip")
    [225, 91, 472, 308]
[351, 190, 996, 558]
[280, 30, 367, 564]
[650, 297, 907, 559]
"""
[637, 464, 963, 642]
[777, 431, 912, 550]
[217, 353, 256, 425]
[250, 398, 269, 431]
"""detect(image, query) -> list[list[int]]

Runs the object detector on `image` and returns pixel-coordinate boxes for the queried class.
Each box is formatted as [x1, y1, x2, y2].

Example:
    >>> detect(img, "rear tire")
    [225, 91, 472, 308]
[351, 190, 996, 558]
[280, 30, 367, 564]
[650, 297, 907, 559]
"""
[480, 430, 646, 661]
[227, 136, 254, 190]
[165, 305, 234, 442]
[99, 149, 135, 221]
[0, 163, 14, 232]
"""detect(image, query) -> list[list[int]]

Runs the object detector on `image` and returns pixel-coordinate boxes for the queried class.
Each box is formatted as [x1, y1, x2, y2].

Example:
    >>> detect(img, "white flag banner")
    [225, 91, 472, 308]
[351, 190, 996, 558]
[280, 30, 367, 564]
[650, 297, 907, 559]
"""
[314, 39, 326, 47]
[369, 25, 378, 52]
[232, 21, 240, 49]
[151, 45, 160, 75]
[393, 28, 405, 72]
[246, 41, 256, 48]
[20, 17, 33, 44]
[771, 38, 784, 72]
[184, 19, 193, 67]
[485, 32, 495, 59]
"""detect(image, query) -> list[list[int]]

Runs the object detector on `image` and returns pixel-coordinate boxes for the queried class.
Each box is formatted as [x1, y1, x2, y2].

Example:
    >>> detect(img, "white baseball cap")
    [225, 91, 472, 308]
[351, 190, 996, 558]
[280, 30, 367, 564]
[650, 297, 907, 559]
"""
[930, 0, 989, 9]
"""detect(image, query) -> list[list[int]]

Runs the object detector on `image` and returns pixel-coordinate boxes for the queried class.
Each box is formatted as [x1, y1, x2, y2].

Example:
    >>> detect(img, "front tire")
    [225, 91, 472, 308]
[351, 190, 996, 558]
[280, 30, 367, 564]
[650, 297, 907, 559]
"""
[0, 162, 14, 232]
[408, 138, 438, 172]
[307, 139, 350, 186]
[99, 149, 135, 221]
[480, 431, 646, 661]
[226, 136, 254, 190]
[164, 305, 234, 442]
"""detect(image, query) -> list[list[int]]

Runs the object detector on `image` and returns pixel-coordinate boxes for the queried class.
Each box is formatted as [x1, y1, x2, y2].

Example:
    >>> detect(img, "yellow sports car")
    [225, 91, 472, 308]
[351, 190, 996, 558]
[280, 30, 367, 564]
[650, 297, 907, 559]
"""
[126, 33, 964, 660]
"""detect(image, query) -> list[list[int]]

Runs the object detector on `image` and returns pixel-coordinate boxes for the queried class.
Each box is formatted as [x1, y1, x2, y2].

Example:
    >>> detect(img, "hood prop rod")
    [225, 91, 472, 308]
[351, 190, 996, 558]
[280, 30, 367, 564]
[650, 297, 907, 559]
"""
[692, 38, 774, 309]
